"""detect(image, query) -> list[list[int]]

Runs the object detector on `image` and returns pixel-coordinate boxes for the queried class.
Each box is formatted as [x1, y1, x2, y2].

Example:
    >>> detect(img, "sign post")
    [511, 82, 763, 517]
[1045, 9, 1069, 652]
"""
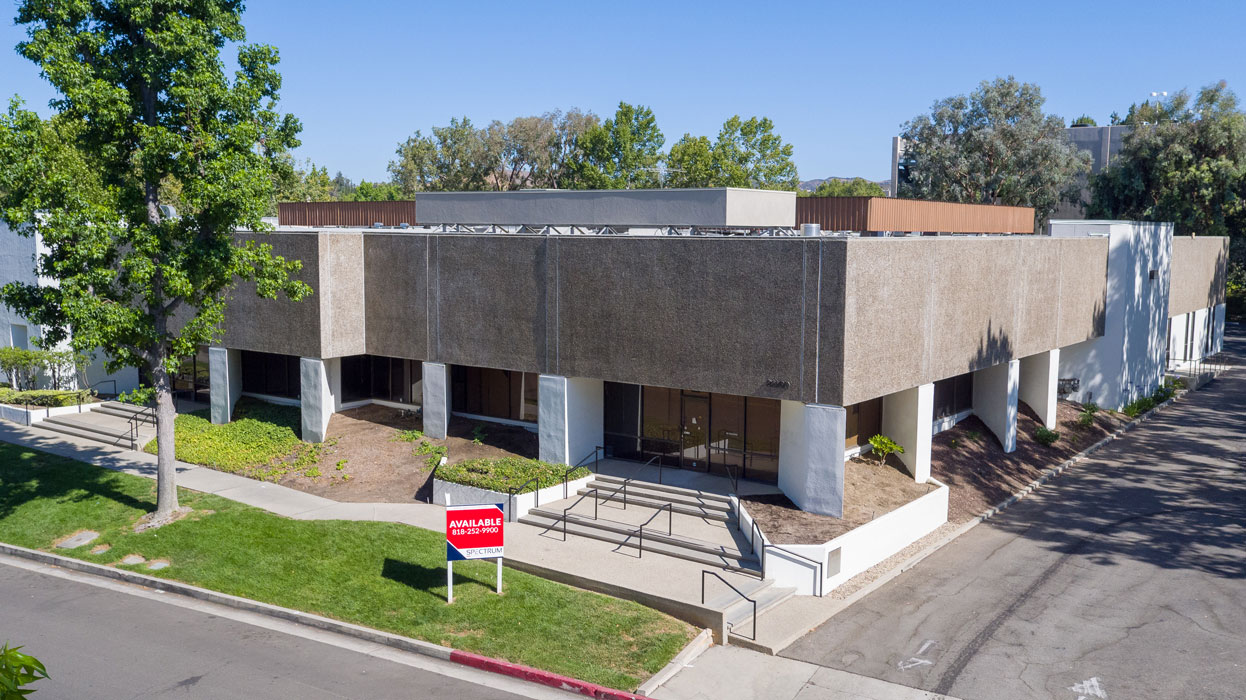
[445, 503, 505, 603]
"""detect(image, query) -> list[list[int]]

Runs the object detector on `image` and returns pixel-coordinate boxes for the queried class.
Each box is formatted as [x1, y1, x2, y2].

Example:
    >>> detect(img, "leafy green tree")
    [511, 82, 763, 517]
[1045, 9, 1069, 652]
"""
[272, 157, 333, 205]
[0, 0, 311, 523]
[712, 116, 799, 190]
[802, 178, 886, 197]
[665, 134, 717, 188]
[898, 76, 1090, 230]
[330, 171, 356, 200]
[565, 102, 664, 189]
[346, 180, 404, 201]
[1071, 114, 1098, 127]
[388, 117, 500, 193]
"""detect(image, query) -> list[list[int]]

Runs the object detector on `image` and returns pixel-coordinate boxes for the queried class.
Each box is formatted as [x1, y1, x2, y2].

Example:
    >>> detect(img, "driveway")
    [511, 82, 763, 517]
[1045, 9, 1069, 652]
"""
[783, 330, 1246, 700]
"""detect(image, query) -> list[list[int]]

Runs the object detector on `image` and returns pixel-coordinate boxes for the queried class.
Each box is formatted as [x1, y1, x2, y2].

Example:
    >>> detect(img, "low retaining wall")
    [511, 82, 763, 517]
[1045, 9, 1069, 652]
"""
[433, 474, 593, 522]
[751, 479, 949, 596]
[0, 401, 100, 426]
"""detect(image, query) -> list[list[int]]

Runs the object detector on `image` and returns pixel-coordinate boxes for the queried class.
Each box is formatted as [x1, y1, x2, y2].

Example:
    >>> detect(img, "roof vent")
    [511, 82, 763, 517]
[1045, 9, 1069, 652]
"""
[371, 222, 384, 228]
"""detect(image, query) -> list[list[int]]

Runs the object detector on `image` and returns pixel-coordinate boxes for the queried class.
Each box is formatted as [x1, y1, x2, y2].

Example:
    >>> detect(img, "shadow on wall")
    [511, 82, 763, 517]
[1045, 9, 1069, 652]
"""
[969, 320, 1014, 372]
[989, 339, 1246, 580]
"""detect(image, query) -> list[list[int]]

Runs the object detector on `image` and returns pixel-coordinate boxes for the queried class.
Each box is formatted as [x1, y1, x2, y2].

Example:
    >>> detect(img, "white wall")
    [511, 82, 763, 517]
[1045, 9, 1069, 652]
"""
[1213, 304, 1226, 354]
[538, 375, 604, 466]
[880, 383, 933, 482]
[209, 347, 242, 424]
[1018, 349, 1059, 430]
[972, 360, 1019, 452]
[1054, 221, 1171, 410]
[300, 356, 338, 442]
[778, 401, 846, 517]
[421, 362, 451, 439]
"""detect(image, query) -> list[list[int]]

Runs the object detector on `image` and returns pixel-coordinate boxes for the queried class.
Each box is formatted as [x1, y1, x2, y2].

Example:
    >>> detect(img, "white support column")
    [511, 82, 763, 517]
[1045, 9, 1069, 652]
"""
[1212, 304, 1226, 354]
[778, 401, 846, 517]
[300, 357, 337, 443]
[973, 359, 1020, 453]
[208, 346, 241, 425]
[421, 362, 451, 439]
[881, 383, 934, 483]
[1018, 349, 1060, 431]
[538, 375, 604, 466]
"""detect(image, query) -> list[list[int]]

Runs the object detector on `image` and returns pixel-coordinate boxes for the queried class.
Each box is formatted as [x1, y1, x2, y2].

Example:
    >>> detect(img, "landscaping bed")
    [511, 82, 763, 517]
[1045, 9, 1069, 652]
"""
[437, 457, 588, 494]
[0, 387, 97, 408]
[741, 456, 936, 545]
[932, 400, 1128, 523]
[0, 443, 695, 691]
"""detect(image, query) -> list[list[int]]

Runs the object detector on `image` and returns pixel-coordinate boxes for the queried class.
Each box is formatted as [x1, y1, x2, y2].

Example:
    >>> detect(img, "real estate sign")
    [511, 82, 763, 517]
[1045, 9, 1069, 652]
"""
[446, 503, 505, 560]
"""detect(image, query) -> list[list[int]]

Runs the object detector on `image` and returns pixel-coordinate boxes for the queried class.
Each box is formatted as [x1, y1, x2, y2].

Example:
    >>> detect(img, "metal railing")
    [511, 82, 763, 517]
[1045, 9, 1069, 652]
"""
[634, 502, 673, 559]
[127, 403, 156, 451]
[702, 570, 757, 641]
[564, 445, 605, 498]
[506, 477, 540, 523]
[90, 379, 117, 398]
[560, 488, 602, 541]
[748, 519, 764, 555]
[763, 544, 825, 597]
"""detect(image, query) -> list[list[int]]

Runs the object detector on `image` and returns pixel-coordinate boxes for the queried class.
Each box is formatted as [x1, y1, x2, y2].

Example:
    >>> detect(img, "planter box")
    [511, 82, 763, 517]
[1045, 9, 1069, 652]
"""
[749, 479, 949, 596]
[0, 401, 100, 426]
[433, 473, 594, 522]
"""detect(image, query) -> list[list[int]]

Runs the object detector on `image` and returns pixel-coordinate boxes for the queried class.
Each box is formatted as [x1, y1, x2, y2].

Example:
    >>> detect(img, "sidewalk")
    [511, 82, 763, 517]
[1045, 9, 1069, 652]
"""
[650, 646, 959, 700]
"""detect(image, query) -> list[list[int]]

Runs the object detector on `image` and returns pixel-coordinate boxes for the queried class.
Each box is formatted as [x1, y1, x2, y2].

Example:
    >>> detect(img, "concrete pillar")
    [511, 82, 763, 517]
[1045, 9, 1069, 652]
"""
[538, 375, 604, 466]
[778, 401, 846, 517]
[1168, 312, 1189, 363]
[421, 362, 451, 439]
[973, 360, 1020, 453]
[1018, 349, 1059, 431]
[300, 357, 337, 443]
[881, 383, 934, 483]
[208, 346, 242, 425]
[1213, 304, 1226, 354]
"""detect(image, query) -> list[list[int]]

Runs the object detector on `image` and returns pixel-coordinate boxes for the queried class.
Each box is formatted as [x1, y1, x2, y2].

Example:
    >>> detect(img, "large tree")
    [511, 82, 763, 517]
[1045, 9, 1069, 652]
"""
[565, 102, 664, 189]
[0, 0, 310, 525]
[800, 178, 886, 197]
[898, 76, 1090, 230]
[666, 116, 799, 190]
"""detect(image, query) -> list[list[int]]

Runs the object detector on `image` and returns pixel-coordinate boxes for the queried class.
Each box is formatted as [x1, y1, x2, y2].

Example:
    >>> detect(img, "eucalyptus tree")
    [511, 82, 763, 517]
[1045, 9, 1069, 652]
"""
[0, 0, 310, 525]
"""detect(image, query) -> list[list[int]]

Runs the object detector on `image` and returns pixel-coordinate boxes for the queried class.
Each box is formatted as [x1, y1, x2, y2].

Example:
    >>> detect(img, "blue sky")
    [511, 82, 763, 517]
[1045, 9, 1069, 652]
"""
[2, 0, 1243, 183]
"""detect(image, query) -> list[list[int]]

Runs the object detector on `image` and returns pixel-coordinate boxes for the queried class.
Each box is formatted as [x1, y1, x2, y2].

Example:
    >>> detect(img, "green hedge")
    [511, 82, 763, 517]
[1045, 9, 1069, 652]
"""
[0, 388, 93, 408]
[144, 399, 312, 479]
[436, 457, 588, 494]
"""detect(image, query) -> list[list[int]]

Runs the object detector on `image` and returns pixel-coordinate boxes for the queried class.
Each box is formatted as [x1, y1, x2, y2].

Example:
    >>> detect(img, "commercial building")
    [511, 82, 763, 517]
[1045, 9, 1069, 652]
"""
[203, 189, 1227, 518]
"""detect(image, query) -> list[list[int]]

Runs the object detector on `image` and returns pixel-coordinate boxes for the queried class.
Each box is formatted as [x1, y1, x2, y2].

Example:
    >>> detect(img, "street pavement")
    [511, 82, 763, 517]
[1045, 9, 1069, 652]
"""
[782, 330, 1246, 700]
[0, 556, 574, 700]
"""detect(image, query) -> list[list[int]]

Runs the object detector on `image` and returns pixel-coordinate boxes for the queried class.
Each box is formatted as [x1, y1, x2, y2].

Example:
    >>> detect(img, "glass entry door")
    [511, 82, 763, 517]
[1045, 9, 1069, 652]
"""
[680, 394, 710, 471]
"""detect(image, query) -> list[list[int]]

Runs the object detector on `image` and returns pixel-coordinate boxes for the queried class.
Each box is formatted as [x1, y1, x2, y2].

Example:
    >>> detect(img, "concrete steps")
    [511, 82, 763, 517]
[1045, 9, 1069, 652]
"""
[578, 482, 733, 522]
[519, 510, 761, 574]
[701, 576, 797, 643]
[93, 401, 156, 423]
[592, 473, 735, 507]
[36, 403, 155, 450]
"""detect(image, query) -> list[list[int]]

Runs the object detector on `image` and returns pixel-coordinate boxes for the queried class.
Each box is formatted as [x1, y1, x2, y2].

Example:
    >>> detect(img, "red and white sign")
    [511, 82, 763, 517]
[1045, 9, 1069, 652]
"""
[446, 503, 505, 561]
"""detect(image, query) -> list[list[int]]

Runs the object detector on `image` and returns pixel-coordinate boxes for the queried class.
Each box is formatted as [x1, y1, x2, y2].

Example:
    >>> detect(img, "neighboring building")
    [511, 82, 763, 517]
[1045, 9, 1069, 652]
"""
[0, 221, 140, 395]
[203, 189, 1227, 519]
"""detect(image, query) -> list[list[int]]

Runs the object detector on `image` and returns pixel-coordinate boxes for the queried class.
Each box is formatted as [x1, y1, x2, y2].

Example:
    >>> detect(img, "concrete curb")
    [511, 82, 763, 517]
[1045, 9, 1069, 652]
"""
[0, 541, 643, 700]
[636, 628, 713, 697]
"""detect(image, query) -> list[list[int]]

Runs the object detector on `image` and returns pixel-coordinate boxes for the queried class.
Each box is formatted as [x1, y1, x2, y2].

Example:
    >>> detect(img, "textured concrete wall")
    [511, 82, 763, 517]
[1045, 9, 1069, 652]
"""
[364, 234, 428, 360]
[415, 188, 795, 227]
[1169, 236, 1229, 317]
[838, 236, 1108, 406]
[222, 232, 321, 357]
[556, 237, 818, 401]
[432, 235, 548, 373]
[319, 232, 366, 358]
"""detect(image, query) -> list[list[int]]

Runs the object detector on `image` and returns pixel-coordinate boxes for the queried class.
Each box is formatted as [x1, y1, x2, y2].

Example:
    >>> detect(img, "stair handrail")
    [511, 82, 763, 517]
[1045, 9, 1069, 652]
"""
[635, 501, 673, 560]
[90, 379, 117, 398]
[749, 519, 764, 555]
[127, 402, 157, 451]
[701, 570, 757, 641]
[560, 488, 601, 541]
[763, 544, 824, 597]
[641, 454, 664, 485]
[563, 445, 605, 498]
[505, 477, 541, 523]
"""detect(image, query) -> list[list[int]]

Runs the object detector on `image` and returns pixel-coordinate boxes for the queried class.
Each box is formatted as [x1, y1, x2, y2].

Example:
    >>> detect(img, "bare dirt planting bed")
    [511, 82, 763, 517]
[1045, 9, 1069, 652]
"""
[277, 405, 538, 503]
[742, 456, 936, 545]
[932, 400, 1127, 523]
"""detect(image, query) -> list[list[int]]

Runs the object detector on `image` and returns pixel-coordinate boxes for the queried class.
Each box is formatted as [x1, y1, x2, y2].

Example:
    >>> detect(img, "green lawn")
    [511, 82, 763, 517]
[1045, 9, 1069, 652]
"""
[0, 444, 693, 689]
[144, 398, 319, 480]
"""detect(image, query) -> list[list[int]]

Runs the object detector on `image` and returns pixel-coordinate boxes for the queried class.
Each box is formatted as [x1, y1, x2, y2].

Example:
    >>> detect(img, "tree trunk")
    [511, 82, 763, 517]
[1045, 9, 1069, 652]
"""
[151, 363, 180, 516]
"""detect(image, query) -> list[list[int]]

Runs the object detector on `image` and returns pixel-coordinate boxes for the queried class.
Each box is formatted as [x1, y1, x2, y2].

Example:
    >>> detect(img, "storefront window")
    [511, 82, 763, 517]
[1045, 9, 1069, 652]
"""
[240, 350, 301, 399]
[451, 365, 539, 422]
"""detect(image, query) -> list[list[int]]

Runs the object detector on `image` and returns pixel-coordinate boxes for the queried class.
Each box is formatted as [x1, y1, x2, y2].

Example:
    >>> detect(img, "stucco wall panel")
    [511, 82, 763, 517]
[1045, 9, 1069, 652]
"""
[222, 232, 321, 357]
[1169, 236, 1229, 317]
[364, 234, 428, 360]
[319, 232, 366, 358]
[432, 235, 547, 373]
[556, 238, 809, 400]
[1055, 238, 1110, 347]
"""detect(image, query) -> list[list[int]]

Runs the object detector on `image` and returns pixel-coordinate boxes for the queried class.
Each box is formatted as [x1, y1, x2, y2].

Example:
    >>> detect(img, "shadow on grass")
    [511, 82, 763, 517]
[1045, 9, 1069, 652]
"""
[381, 557, 498, 602]
[0, 450, 154, 522]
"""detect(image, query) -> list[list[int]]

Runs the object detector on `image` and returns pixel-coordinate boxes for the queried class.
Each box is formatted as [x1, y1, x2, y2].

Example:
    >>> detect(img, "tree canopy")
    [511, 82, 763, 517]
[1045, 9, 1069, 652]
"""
[800, 178, 886, 197]
[0, 0, 310, 520]
[898, 76, 1090, 229]
[667, 116, 799, 190]
[567, 102, 665, 189]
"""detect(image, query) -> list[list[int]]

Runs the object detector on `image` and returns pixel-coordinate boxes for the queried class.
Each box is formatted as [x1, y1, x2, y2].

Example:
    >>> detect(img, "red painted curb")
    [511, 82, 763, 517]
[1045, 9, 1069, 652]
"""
[448, 649, 643, 700]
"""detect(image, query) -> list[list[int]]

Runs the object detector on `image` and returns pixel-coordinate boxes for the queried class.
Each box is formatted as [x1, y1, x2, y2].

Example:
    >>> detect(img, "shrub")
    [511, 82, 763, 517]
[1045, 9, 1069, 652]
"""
[0, 387, 92, 408]
[1077, 411, 1096, 429]
[1081, 401, 1100, 415]
[0, 643, 49, 695]
[437, 457, 588, 494]
[119, 385, 156, 406]
[867, 434, 904, 466]
[1034, 426, 1060, 446]
[1122, 395, 1156, 418]
[471, 424, 487, 445]
[965, 429, 983, 442]
[394, 429, 423, 443]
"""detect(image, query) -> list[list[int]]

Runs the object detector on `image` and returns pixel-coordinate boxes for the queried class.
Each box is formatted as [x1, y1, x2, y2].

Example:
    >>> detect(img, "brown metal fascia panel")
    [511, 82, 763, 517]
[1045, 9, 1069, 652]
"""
[796, 197, 870, 231]
[277, 201, 417, 227]
[866, 198, 1035, 234]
